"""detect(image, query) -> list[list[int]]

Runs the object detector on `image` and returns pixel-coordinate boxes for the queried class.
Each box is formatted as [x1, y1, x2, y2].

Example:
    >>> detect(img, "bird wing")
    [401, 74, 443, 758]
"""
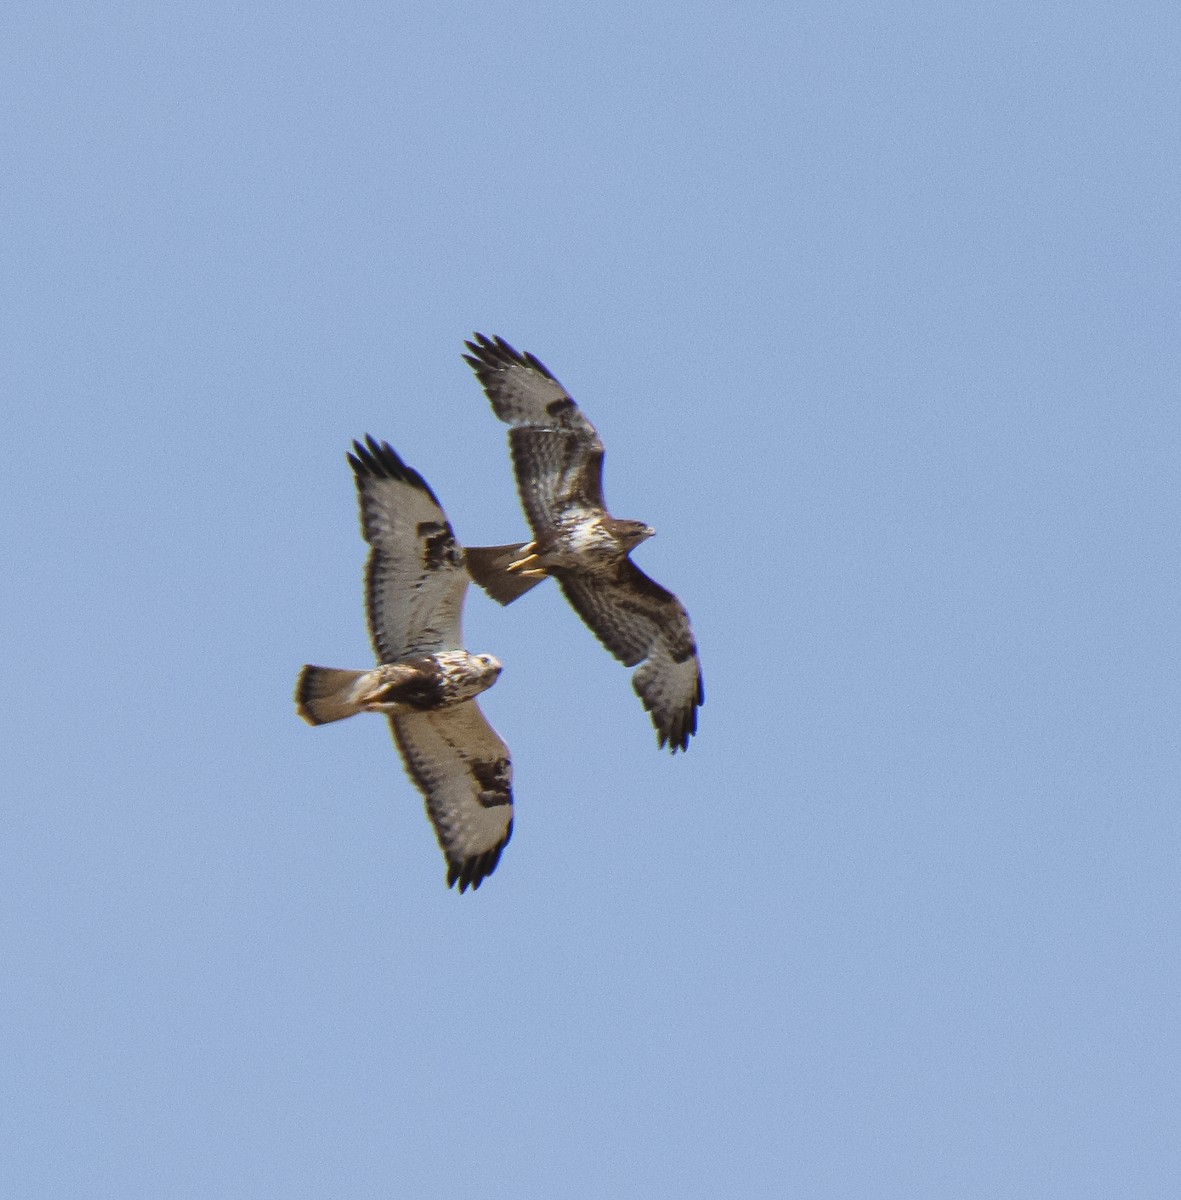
[504, 426, 606, 535]
[389, 701, 513, 892]
[463, 333, 607, 531]
[349, 436, 468, 662]
[557, 561, 703, 753]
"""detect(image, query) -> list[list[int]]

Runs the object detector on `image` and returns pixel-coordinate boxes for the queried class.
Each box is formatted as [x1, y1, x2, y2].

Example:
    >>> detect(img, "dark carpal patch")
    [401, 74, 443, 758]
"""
[471, 757, 513, 807]
[672, 641, 699, 665]
[419, 522, 461, 571]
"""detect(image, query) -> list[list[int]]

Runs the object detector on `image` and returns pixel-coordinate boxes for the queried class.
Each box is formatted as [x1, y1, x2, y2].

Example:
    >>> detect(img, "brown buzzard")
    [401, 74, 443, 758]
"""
[295, 436, 512, 892]
[462, 334, 703, 753]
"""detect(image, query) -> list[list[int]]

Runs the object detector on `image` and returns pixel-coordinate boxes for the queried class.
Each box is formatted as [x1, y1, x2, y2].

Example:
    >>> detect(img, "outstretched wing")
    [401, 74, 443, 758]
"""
[348, 436, 468, 662]
[558, 563, 704, 753]
[463, 333, 606, 533]
[390, 702, 513, 892]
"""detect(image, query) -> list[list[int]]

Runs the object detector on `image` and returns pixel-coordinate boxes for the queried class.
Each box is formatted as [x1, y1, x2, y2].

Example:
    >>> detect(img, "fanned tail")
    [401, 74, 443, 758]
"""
[465, 543, 548, 606]
[295, 665, 369, 725]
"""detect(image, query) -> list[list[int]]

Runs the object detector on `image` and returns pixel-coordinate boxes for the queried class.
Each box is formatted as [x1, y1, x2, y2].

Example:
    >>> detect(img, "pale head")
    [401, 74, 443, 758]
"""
[473, 653, 503, 681]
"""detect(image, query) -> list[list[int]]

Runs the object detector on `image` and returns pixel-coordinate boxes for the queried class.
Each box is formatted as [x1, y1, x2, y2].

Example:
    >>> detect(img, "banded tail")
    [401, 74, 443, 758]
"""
[465, 543, 548, 606]
[295, 665, 371, 725]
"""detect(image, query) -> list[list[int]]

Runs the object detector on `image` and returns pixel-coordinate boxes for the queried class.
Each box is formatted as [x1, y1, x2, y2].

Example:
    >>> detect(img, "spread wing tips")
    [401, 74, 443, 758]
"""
[348, 435, 442, 506]
[633, 655, 704, 754]
[464, 332, 557, 382]
[649, 695, 701, 754]
[446, 823, 513, 893]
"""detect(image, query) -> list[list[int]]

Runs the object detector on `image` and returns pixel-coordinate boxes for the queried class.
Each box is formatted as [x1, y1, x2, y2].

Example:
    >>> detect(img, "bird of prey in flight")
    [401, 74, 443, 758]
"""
[463, 334, 703, 753]
[296, 436, 513, 892]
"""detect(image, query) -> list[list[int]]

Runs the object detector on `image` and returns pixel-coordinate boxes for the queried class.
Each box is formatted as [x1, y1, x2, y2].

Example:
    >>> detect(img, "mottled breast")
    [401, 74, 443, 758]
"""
[395, 650, 502, 710]
[552, 515, 627, 570]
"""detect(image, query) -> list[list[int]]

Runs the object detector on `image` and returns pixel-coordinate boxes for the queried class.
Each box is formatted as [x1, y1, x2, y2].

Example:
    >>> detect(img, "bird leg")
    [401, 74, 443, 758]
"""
[506, 542, 542, 574]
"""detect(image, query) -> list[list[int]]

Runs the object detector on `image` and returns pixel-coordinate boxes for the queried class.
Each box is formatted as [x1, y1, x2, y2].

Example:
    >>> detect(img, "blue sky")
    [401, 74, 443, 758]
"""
[2, 2, 1178, 1197]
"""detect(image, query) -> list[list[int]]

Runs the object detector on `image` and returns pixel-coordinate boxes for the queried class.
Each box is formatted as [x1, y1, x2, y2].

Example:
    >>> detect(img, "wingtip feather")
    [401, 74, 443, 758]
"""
[463, 332, 558, 382]
[347, 435, 442, 507]
[446, 835, 511, 893]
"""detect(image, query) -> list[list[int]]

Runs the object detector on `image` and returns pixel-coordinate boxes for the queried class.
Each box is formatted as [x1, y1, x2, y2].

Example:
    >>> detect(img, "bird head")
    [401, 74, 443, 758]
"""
[475, 653, 503, 679]
[617, 519, 656, 551]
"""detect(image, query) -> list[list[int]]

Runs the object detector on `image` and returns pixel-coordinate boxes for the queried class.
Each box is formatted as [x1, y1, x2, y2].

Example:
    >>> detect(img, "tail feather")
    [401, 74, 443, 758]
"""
[465, 543, 548, 606]
[295, 665, 368, 725]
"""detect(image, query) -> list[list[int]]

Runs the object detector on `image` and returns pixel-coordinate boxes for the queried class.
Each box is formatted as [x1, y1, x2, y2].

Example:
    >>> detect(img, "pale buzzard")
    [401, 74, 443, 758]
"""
[463, 334, 703, 753]
[296, 436, 512, 892]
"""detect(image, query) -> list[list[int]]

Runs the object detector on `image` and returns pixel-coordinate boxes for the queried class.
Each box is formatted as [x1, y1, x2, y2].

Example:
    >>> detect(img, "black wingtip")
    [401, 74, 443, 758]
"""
[463, 333, 557, 382]
[644, 687, 701, 755]
[445, 825, 513, 893]
[347, 435, 441, 505]
[661, 716, 696, 755]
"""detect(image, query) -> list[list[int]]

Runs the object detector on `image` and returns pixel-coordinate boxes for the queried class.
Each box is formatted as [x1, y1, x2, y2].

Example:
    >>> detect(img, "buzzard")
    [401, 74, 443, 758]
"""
[462, 333, 703, 753]
[295, 436, 512, 892]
